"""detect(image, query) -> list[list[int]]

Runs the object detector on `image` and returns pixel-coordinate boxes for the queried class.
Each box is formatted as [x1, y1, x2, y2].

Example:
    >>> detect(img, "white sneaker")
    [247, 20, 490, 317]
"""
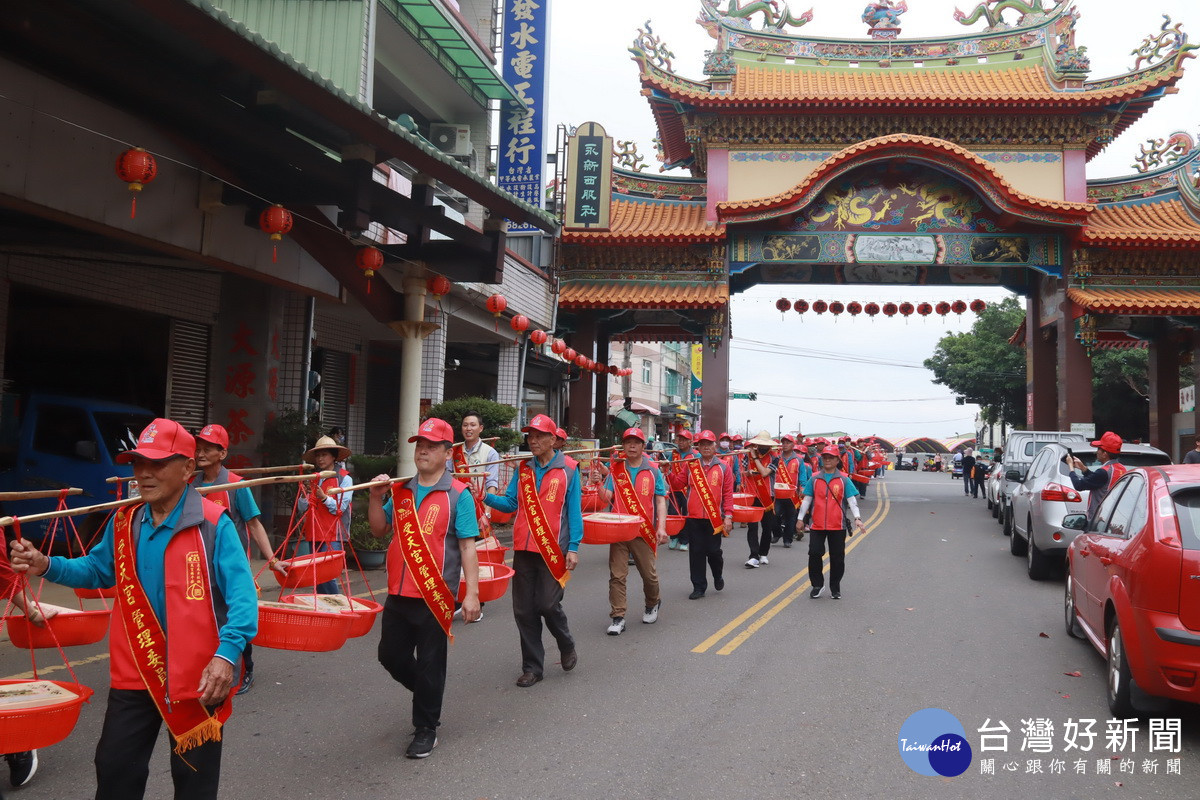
[606, 617, 626, 635]
[759, 555, 769, 566]
[744, 557, 760, 568]
[642, 602, 660, 624]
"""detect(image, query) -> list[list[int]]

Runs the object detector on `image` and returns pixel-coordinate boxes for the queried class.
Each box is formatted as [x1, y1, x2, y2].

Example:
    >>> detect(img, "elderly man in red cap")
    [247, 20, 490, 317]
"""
[192, 423, 285, 696]
[797, 444, 865, 600]
[598, 428, 668, 635]
[773, 434, 809, 548]
[366, 417, 480, 758]
[484, 414, 581, 687]
[1068, 431, 1128, 522]
[668, 429, 733, 599]
[666, 429, 696, 551]
[9, 419, 257, 800]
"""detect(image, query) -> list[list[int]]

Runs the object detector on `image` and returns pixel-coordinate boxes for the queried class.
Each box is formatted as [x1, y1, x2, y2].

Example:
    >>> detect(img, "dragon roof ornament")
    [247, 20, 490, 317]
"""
[614, 140, 649, 173]
[632, 21, 675, 71]
[1131, 15, 1196, 71]
[698, 1, 814, 35]
[953, 0, 1065, 32]
[1133, 132, 1197, 174]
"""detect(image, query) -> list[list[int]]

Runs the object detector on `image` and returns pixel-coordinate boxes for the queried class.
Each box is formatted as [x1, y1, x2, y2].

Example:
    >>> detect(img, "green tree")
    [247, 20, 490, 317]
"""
[1091, 348, 1149, 440]
[923, 296, 1026, 427]
[425, 396, 522, 452]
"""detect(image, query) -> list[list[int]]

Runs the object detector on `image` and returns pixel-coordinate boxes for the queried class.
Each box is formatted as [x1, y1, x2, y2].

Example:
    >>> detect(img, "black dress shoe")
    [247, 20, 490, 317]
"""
[561, 650, 578, 671]
[689, 590, 705, 599]
[515, 672, 542, 687]
[714, 575, 724, 591]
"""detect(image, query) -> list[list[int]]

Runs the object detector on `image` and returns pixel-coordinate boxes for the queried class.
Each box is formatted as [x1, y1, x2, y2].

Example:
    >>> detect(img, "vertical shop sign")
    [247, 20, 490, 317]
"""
[499, 0, 550, 233]
[690, 344, 704, 403]
[563, 121, 613, 230]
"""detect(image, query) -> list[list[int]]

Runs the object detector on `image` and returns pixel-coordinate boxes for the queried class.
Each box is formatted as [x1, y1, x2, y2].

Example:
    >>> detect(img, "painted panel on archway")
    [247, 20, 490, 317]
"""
[732, 232, 1061, 270]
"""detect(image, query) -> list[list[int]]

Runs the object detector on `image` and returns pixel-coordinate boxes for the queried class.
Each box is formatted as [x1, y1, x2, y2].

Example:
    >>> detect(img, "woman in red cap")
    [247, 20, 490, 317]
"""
[484, 414, 581, 687]
[797, 445, 865, 599]
[1068, 431, 1127, 521]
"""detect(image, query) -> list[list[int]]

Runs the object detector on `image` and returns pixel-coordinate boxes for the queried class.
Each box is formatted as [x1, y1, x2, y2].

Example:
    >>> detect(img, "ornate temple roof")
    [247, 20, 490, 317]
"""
[1067, 288, 1200, 315]
[559, 199, 722, 244]
[1084, 198, 1200, 247]
[557, 278, 728, 309]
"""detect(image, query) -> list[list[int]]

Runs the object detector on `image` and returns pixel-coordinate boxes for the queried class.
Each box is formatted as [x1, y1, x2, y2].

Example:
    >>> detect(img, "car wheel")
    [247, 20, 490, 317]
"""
[1008, 514, 1027, 556]
[986, 496, 993, 511]
[1026, 518, 1053, 580]
[1107, 617, 1135, 717]
[1064, 573, 1084, 639]
[997, 500, 1007, 526]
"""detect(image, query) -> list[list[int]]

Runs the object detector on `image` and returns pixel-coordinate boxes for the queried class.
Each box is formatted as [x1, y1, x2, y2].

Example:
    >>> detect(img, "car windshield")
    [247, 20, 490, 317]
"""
[1171, 488, 1200, 550]
[1067, 453, 1171, 470]
[95, 412, 155, 461]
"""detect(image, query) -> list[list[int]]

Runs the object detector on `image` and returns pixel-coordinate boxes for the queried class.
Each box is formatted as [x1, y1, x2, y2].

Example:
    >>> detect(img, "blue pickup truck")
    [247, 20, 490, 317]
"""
[0, 394, 155, 551]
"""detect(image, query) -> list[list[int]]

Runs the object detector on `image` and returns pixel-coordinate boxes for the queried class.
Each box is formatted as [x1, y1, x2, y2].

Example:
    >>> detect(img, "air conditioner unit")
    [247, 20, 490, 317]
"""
[428, 123, 472, 156]
[668, 395, 682, 405]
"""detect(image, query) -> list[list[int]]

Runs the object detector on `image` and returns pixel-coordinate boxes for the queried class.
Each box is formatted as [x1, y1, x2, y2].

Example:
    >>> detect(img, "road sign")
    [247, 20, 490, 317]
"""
[729, 392, 757, 400]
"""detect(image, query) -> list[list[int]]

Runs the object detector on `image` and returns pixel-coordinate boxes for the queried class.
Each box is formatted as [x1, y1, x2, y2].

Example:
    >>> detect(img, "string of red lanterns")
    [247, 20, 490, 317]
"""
[777, 298, 987, 318]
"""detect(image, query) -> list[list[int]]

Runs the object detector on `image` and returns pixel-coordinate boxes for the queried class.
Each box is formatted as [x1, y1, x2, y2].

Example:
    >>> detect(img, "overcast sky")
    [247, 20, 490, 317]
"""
[545, 1, 1198, 440]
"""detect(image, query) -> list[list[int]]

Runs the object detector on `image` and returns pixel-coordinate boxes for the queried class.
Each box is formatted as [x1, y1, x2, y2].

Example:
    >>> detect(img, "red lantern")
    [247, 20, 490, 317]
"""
[775, 298, 791, 316]
[355, 247, 383, 294]
[575, 354, 588, 368]
[847, 302, 862, 316]
[551, 338, 567, 355]
[258, 204, 293, 263]
[510, 314, 529, 344]
[115, 147, 157, 219]
[563, 347, 577, 362]
[427, 275, 451, 300]
[899, 302, 915, 317]
[794, 300, 809, 314]
[608, 364, 619, 375]
[952, 300, 968, 315]
[883, 302, 898, 317]
[486, 294, 507, 331]
[829, 301, 845, 316]
[865, 302, 880, 317]
[935, 301, 951, 316]
[813, 300, 828, 314]
[970, 299, 987, 313]
[917, 303, 932, 317]
[530, 329, 548, 346]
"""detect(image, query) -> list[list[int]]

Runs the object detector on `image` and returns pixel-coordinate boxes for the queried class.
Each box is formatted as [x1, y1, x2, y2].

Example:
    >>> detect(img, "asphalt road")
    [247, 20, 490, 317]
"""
[4, 470, 1199, 799]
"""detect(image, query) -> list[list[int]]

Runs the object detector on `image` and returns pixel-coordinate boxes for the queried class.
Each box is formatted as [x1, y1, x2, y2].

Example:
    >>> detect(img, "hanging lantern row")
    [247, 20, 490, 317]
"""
[778, 298, 988, 318]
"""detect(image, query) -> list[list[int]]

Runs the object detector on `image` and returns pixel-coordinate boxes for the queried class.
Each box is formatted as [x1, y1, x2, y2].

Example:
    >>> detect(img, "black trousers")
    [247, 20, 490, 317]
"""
[511, 550, 574, 676]
[746, 507, 776, 558]
[963, 473, 974, 495]
[685, 518, 723, 592]
[774, 499, 798, 545]
[377, 594, 448, 730]
[808, 528, 847, 592]
[242, 642, 253, 673]
[94, 688, 222, 800]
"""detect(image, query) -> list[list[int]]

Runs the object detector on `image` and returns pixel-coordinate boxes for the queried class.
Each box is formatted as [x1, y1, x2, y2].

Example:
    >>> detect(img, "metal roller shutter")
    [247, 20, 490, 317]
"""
[165, 319, 210, 429]
[319, 349, 350, 435]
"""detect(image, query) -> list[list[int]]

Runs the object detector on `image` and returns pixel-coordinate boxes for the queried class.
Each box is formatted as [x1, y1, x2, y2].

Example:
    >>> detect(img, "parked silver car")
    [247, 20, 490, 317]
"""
[997, 431, 1091, 539]
[1008, 442, 1171, 580]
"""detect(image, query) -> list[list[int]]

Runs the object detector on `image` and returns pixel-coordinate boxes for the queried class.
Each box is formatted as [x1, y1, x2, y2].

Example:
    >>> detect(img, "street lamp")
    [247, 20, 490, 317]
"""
[778, 415, 783, 439]
[745, 419, 751, 438]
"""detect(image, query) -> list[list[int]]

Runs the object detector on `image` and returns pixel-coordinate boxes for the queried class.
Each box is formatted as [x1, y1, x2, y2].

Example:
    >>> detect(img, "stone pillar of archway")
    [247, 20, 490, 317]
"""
[593, 334, 610, 438]
[1056, 288, 1093, 432]
[567, 314, 596, 437]
[1191, 329, 1200, 453]
[702, 326, 730, 435]
[1148, 326, 1180, 453]
[1025, 277, 1056, 429]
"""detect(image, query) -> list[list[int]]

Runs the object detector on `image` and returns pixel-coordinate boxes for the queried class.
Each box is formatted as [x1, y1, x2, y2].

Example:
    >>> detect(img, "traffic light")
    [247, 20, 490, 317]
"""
[307, 369, 322, 419]
[748, 392, 757, 401]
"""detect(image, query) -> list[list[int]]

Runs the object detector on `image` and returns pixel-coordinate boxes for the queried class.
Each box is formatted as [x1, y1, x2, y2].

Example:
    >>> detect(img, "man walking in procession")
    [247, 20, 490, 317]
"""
[798, 445, 865, 600]
[668, 430, 733, 599]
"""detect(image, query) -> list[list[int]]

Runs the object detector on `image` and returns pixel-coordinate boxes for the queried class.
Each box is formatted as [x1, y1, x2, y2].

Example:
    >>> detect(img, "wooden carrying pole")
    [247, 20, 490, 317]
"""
[0, 471, 336, 527]
[327, 475, 415, 495]
[0, 488, 84, 501]
[494, 445, 619, 465]
[228, 463, 314, 476]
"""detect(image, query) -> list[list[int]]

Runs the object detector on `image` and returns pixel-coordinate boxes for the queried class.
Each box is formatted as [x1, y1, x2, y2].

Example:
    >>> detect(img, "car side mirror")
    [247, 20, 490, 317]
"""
[1005, 469, 1024, 483]
[1062, 513, 1088, 531]
[74, 440, 99, 462]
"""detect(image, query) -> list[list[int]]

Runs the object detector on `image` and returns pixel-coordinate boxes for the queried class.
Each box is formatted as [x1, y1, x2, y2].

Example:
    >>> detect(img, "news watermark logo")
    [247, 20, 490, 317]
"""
[898, 708, 973, 777]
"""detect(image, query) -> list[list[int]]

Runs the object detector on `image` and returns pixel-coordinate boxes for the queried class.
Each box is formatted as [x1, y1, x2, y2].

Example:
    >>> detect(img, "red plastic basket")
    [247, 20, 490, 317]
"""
[665, 515, 687, 536]
[253, 603, 352, 652]
[74, 587, 116, 600]
[733, 492, 754, 505]
[580, 486, 603, 513]
[0, 680, 94, 753]
[5, 610, 112, 649]
[488, 508, 515, 524]
[282, 595, 384, 639]
[582, 513, 641, 545]
[476, 542, 509, 565]
[731, 505, 765, 523]
[459, 563, 515, 603]
[273, 550, 346, 588]
[851, 473, 873, 484]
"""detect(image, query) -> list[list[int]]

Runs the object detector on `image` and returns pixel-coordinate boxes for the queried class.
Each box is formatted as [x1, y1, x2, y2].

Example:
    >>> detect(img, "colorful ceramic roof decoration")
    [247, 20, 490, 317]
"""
[557, 279, 729, 309]
[1067, 288, 1200, 316]
[560, 200, 721, 244]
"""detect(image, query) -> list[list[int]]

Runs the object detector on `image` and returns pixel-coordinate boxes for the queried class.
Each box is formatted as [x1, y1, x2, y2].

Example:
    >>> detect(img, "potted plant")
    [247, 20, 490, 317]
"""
[347, 515, 389, 570]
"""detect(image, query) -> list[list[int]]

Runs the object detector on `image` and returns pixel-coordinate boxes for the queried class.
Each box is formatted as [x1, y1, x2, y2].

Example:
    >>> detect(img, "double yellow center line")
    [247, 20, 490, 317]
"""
[692, 481, 891, 656]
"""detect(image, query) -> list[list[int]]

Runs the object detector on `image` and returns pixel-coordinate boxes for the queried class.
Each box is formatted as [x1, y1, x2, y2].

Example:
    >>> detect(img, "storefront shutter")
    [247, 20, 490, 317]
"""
[320, 349, 350, 435]
[165, 319, 210, 429]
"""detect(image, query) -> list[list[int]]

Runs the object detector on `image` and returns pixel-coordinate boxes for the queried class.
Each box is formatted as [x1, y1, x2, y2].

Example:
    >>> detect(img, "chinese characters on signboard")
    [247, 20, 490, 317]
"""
[563, 121, 613, 230]
[499, 0, 548, 233]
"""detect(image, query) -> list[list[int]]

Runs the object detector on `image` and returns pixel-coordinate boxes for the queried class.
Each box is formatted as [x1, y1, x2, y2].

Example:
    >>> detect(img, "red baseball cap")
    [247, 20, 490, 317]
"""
[675, 429, 693, 441]
[820, 445, 840, 458]
[196, 423, 229, 449]
[116, 419, 196, 464]
[781, 434, 795, 443]
[718, 432, 731, 440]
[695, 430, 718, 443]
[555, 427, 568, 440]
[1091, 431, 1123, 454]
[409, 417, 454, 444]
[621, 428, 646, 442]
[731, 433, 743, 441]
[522, 414, 558, 435]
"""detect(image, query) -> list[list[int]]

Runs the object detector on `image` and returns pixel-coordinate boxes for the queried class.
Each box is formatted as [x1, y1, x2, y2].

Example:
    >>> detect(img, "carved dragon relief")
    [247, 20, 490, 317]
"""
[1133, 132, 1196, 174]
[1130, 15, 1197, 71]
[614, 141, 648, 173]
[632, 21, 675, 71]
[697, 1, 814, 34]
[953, 0, 1061, 32]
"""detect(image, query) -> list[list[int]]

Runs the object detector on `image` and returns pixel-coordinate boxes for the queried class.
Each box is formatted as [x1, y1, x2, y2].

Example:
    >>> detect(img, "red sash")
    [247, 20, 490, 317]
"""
[113, 504, 224, 754]
[686, 459, 725, 536]
[746, 456, 774, 507]
[611, 460, 656, 552]
[517, 465, 571, 587]
[451, 444, 493, 538]
[775, 457, 798, 500]
[389, 487, 456, 640]
[451, 444, 469, 475]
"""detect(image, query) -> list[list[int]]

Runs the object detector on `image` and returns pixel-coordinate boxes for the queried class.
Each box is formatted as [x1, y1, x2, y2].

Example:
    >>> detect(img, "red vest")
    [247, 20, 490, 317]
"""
[387, 478, 467, 598]
[810, 473, 849, 531]
[110, 500, 227, 701]
[686, 460, 727, 519]
[305, 469, 349, 543]
[611, 462, 660, 521]
[513, 463, 569, 552]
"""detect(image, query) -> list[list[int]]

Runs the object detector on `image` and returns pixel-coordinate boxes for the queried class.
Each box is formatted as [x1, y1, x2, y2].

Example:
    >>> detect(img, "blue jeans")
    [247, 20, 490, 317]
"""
[295, 539, 344, 594]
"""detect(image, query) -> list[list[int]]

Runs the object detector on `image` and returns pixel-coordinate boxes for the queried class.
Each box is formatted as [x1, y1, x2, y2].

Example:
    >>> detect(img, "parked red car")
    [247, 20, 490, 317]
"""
[1063, 465, 1200, 715]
